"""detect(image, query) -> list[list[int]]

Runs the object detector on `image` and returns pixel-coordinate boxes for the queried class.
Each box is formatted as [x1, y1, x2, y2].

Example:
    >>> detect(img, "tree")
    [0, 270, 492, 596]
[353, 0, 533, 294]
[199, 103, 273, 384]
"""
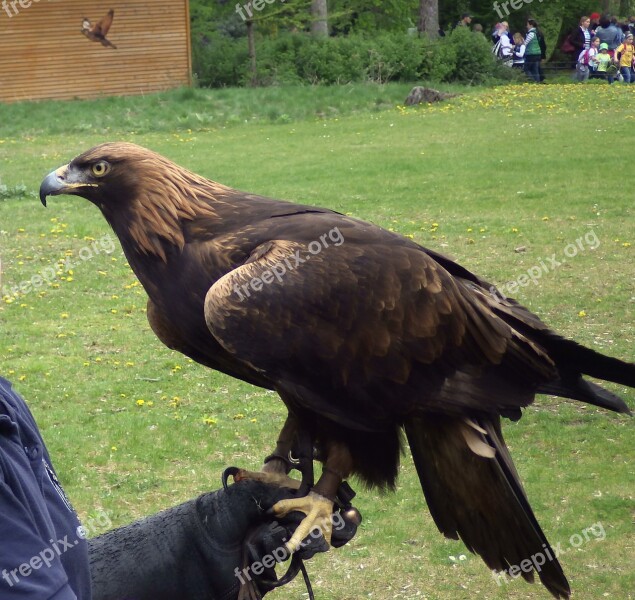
[418, 0, 439, 37]
[311, 0, 329, 36]
[619, 0, 634, 16]
[246, 19, 257, 85]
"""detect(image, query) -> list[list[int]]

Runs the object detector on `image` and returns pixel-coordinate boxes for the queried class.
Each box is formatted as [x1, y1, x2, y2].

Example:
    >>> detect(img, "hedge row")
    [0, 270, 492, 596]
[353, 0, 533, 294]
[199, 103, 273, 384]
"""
[192, 28, 517, 88]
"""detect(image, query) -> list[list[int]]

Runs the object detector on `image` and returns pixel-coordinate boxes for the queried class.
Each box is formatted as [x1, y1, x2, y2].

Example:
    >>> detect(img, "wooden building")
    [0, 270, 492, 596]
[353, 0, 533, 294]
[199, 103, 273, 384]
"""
[0, 1, 191, 102]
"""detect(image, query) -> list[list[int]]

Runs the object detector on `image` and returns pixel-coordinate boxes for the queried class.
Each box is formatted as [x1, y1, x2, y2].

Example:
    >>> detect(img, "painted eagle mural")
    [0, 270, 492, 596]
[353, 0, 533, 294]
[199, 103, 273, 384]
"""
[40, 143, 634, 599]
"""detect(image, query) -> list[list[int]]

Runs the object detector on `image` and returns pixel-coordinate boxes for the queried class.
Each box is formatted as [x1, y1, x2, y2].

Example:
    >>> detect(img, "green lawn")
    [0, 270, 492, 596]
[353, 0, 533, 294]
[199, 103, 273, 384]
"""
[0, 82, 633, 600]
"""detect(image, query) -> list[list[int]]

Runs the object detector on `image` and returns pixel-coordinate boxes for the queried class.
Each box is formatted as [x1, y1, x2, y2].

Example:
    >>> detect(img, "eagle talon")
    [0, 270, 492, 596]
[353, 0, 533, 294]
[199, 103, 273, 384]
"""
[270, 491, 335, 553]
[222, 467, 303, 492]
[221, 466, 241, 490]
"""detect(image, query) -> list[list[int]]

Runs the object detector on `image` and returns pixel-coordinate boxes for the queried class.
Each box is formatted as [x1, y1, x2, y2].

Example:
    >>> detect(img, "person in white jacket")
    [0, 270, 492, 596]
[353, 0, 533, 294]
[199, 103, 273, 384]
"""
[493, 22, 514, 66]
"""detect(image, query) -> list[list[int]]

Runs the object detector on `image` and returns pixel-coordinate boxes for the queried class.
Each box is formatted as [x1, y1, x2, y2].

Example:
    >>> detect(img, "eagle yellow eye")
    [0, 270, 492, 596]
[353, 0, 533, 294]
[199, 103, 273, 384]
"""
[91, 161, 110, 177]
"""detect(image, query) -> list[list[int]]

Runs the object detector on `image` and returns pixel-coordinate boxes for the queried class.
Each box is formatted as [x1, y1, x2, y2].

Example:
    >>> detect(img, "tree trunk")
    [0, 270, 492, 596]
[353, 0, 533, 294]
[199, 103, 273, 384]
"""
[247, 20, 257, 86]
[418, 0, 439, 38]
[619, 0, 633, 17]
[311, 0, 328, 37]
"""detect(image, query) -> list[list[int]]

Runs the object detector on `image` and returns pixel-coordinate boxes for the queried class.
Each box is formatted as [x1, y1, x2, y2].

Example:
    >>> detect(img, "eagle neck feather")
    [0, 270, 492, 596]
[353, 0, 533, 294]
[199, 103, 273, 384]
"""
[119, 163, 223, 263]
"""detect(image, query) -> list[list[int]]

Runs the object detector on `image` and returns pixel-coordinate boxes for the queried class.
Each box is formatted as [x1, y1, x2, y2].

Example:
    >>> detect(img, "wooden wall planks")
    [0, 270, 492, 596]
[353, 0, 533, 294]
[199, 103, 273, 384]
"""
[0, 0, 191, 102]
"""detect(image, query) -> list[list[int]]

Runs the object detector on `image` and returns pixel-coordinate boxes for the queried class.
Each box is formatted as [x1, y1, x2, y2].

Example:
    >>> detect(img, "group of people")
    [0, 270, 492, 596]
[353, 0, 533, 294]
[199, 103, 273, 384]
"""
[568, 14, 635, 83]
[490, 13, 635, 84]
[491, 20, 546, 83]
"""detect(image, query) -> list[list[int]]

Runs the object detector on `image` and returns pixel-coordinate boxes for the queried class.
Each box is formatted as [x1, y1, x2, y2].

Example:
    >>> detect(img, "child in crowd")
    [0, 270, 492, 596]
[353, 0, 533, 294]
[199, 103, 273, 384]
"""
[593, 42, 617, 83]
[576, 36, 600, 82]
[615, 32, 635, 82]
[512, 32, 526, 68]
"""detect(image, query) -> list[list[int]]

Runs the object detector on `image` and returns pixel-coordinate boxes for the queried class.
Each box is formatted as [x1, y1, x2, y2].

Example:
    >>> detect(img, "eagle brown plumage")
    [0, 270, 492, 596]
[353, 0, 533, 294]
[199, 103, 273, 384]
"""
[81, 10, 117, 49]
[40, 142, 634, 599]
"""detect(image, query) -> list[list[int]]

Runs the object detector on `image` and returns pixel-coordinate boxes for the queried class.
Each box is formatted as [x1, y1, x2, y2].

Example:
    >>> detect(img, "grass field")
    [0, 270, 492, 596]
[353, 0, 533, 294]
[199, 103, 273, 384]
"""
[0, 82, 633, 600]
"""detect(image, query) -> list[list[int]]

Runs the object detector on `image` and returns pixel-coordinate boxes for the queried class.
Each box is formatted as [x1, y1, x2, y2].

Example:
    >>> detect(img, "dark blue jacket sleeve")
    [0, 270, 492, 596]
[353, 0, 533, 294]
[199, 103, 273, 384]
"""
[0, 377, 90, 600]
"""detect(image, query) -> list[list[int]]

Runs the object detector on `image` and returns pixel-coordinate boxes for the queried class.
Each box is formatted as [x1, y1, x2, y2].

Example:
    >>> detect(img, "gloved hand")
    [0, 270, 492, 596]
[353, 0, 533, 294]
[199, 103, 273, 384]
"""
[88, 480, 360, 600]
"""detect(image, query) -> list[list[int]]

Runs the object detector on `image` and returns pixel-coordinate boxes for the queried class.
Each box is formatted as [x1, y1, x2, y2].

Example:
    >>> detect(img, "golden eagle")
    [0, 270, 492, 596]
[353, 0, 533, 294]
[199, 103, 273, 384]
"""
[40, 143, 633, 599]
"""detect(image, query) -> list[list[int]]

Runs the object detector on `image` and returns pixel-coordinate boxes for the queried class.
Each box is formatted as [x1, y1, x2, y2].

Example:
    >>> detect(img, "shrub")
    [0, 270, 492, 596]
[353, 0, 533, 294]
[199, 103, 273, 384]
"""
[192, 30, 511, 88]
[444, 27, 498, 84]
[420, 37, 458, 82]
[366, 34, 426, 83]
[295, 36, 367, 84]
[192, 32, 248, 87]
[253, 35, 307, 86]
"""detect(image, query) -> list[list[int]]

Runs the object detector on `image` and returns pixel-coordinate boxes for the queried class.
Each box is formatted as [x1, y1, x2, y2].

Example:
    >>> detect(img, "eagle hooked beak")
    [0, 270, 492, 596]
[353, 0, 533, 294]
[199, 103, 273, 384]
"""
[39, 164, 97, 207]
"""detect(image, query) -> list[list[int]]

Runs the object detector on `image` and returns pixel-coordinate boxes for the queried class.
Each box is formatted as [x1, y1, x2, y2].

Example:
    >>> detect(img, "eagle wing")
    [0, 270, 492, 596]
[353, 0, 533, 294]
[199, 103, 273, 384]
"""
[92, 10, 114, 36]
[204, 214, 555, 430]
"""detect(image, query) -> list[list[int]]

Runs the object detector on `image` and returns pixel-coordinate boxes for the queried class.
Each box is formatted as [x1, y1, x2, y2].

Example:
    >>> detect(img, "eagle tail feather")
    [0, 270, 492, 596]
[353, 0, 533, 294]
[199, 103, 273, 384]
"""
[538, 376, 631, 414]
[404, 415, 570, 599]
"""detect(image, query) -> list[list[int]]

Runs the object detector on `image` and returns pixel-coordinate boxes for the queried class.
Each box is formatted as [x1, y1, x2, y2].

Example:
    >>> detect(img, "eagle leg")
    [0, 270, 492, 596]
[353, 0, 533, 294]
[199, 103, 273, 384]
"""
[269, 440, 353, 553]
[262, 413, 300, 475]
[253, 414, 316, 493]
[222, 414, 306, 490]
[292, 427, 315, 496]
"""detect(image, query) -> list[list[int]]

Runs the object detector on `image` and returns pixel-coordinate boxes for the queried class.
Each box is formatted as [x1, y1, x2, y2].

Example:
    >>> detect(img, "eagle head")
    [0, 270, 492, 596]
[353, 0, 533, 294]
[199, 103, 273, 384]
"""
[38, 142, 151, 211]
[39, 142, 221, 260]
